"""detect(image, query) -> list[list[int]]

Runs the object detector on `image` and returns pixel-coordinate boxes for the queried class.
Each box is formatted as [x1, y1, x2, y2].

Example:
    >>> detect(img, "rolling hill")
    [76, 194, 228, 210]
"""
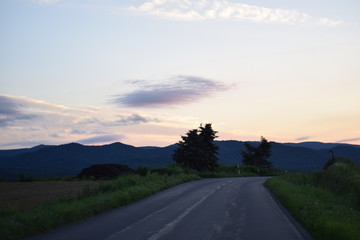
[0, 141, 359, 179]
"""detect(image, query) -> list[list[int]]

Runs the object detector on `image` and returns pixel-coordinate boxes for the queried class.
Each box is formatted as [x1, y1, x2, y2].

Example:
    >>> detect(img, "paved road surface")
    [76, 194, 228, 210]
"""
[28, 177, 313, 240]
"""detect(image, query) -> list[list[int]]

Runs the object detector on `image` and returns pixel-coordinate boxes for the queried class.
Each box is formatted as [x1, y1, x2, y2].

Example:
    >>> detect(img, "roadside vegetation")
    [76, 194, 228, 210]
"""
[265, 157, 360, 240]
[0, 163, 283, 240]
[0, 124, 280, 239]
[0, 163, 279, 240]
[0, 172, 200, 240]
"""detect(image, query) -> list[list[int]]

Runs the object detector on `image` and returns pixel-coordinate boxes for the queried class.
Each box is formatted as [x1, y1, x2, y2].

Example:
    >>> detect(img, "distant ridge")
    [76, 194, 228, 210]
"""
[0, 144, 53, 158]
[283, 141, 360, 150]
[0, 141, 359, 179]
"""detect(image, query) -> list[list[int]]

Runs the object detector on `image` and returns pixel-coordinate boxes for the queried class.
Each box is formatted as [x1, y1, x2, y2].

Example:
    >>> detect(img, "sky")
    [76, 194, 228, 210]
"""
[0, 0, 359, 149]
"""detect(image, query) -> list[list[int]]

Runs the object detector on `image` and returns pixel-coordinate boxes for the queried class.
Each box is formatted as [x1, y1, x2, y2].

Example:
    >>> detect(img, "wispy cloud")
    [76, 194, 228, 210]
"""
[0, 95, 60, 127]
[0, 94, 163, 147]
[128, 0, 342, 26]
[337, 138, 360, 143]
[0, 94, 158, 128]
[295, 136, 311, 141]
[105, 114, 159, 126]
[112, 75, 230, 108]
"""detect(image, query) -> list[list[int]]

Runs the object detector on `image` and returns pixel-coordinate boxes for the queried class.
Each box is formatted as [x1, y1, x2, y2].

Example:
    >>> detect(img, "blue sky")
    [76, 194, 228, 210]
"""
[1, 0, 359, 148]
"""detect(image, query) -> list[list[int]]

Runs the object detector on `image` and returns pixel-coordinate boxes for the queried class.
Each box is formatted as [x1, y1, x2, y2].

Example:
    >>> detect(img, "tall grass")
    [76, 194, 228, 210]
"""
[315, 158, 360, 210]
[265, 158, 360, 240]
[0, 173, 200, 240]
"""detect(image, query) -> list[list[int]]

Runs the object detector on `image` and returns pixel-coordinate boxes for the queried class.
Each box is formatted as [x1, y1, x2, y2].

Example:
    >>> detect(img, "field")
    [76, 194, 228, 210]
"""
[0, 180, 104, 211]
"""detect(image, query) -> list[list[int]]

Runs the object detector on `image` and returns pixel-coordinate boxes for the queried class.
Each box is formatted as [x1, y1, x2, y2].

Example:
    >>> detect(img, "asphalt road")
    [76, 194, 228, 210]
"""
[28, 177, 313, 240]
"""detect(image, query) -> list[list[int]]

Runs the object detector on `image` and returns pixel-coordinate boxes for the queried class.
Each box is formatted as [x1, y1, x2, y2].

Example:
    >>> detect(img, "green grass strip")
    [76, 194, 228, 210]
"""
[0, 173, 200, 240]
[265, 175, 360, 240]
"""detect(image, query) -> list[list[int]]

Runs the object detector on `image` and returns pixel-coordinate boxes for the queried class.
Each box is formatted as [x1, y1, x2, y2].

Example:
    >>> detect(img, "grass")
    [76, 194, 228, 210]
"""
[265, 158, 360, 240]
[0, 173, 200, 240]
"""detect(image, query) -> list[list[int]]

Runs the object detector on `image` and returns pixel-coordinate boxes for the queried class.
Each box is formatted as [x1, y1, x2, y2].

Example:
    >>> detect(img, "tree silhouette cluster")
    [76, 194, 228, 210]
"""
[173, 123, 219, 171]
[242, 136, 272, 168]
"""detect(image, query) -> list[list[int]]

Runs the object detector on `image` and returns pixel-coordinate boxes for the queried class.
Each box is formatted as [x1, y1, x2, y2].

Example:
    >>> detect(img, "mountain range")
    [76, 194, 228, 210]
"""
[0, 141, 359, 179]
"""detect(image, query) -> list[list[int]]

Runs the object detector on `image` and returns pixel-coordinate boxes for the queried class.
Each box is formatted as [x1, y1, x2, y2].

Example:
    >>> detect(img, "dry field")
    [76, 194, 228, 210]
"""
[0, 180, 105, 211]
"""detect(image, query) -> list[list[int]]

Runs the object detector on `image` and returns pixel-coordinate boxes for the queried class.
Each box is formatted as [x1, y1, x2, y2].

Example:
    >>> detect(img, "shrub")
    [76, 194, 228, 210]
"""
[315, 158, 360, 210]
[137, 165, 150, 176]
[323, 157, 357, 170]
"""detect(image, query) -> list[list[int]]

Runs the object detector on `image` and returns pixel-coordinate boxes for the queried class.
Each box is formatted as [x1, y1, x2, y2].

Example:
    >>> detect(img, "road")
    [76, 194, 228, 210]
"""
[28, 177, 313, 240]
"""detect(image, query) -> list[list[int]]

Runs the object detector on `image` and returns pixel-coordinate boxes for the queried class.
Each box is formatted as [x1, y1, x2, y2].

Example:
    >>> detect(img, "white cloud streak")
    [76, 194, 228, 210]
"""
[78, 135, 125, 145]
[32, 0, 59, 4]
[337, 138, 360, 143]
[128, 0, 342, 26]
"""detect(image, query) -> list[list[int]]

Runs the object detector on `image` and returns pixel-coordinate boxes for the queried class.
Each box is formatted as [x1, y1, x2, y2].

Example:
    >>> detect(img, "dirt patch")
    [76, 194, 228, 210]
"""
[0, 180, 105, 211]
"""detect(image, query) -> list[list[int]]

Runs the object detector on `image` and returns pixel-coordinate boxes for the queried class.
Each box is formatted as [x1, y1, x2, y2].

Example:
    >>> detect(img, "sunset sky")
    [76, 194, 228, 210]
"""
[1, 0, 359, 149]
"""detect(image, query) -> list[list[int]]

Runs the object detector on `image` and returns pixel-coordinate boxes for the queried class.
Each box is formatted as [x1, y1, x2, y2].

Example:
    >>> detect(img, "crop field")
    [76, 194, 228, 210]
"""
[0, 180, 104, 211]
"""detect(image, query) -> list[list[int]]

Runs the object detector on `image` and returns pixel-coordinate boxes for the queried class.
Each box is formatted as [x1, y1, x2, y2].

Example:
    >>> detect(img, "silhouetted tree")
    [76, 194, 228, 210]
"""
[173, 128, 201, 170]
[199, 123, 219, 171]
[242, 136, 272, 168]
[173, 123, 219, 171]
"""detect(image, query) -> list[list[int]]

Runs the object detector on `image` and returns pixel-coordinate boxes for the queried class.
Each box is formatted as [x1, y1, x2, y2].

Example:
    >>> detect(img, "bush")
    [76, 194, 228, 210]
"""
[137, 165, 150, 176]
[315, 158, 360, 210]
[77, 164, 137, 179]
[323, 157, 357, 170]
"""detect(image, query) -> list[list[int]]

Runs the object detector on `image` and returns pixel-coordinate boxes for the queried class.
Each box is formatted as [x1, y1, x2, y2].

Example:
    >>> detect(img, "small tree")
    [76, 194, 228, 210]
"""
[173, 123, 219, 171]
[242, 136, 272, 168]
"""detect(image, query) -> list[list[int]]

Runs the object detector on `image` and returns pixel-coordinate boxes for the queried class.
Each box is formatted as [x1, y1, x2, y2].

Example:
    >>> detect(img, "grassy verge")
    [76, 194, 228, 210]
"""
[0, 173, 200, 240]
[265, 158, 360, 240]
